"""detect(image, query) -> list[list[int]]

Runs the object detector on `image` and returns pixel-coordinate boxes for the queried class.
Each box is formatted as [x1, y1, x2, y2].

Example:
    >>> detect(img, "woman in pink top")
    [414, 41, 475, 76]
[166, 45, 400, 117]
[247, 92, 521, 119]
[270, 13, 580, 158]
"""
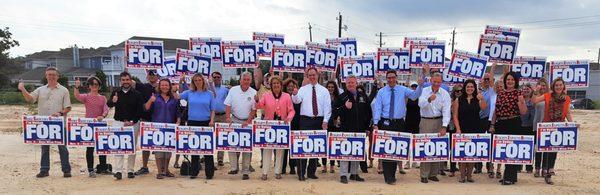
[74, 77, 109, 178]
[255, 76, 295, 180]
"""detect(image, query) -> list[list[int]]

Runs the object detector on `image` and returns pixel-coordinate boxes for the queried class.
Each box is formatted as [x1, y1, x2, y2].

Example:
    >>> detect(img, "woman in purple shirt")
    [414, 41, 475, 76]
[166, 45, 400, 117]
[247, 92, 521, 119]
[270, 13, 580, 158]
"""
[144, 78, 181, 179]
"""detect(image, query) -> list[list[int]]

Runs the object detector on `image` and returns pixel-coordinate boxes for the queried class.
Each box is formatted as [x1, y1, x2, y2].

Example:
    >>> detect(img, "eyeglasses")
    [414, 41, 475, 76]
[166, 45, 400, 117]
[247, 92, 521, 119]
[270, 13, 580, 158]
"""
[212, 76, 221, 79]
[386, 76, 396, 79]
[483, 78, 490, 81]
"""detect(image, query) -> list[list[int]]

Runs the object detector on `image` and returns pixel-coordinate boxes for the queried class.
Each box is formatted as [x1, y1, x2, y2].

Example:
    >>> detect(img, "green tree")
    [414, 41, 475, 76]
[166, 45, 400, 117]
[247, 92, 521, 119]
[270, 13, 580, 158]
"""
[0, 27, 22, 89]
[94, 70, 108, 92]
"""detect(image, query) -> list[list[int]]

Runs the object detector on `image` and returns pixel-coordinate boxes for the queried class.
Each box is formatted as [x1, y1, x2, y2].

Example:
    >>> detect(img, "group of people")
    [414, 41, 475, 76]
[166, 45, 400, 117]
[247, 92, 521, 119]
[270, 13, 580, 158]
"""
[18, 64, 575, 186]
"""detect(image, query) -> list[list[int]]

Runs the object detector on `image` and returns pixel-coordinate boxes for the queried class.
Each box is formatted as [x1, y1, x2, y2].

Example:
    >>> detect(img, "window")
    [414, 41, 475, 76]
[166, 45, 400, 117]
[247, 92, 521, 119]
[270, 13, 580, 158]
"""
[567, 90, 586, 99]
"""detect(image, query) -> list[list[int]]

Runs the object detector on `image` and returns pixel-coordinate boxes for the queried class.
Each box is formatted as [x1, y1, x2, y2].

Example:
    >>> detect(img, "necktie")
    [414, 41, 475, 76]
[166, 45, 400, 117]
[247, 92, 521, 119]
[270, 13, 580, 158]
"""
[389, 87, 395, 119]
[312, 85, 318, 117]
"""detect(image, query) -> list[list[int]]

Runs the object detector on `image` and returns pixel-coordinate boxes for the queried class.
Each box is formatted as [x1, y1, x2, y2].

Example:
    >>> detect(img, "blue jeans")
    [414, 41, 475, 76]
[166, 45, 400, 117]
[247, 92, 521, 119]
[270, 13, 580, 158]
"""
[40, 145, 71, 173]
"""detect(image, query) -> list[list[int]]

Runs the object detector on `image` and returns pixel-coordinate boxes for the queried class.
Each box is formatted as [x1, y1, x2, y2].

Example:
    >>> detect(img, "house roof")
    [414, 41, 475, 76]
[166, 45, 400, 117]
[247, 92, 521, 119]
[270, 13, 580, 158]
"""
[26, 47, 111, 60]
[108, 36, 188, 51]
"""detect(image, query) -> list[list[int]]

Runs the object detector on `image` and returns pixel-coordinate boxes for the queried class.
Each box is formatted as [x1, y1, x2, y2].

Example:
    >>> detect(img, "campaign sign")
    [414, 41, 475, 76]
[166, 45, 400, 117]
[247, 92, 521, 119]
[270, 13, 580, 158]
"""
[485, 25, 521, 38]
[328, 132, 367, 161]
[253, 32, 284, 58]
[215, 123, 253, 152]
[492, 134, 534, 165]
[451, 133, 491, 163]
[550, 60, 589, 88]
[176, 48, 211, 77]
[326, 37, 357, 57]
[371, 130, 411, 161]
[442, 61, 465, 86]
[23, 115, 65, 145]
[189, 37, 222, 66]
[271, 45, 307, 73]
[157, 56, 177, 80]
[478, 34, 518, 64]
[290, 130, 327, 159]
[449, 49, 489, 80]
[409, 40, 446, 68]
[376, 47, 410, 75]
[66, 117, 107, 147]
[306, 42, 338, 72]
[512, 56, 546, 82]
[253, 120, 290, 149]
[221, 41, 258, 68]
[125, 40, 164, 69]
[176, 126, 215, 155]
[95, 126, 135, 155]
[140, 122, 177, 152]
[536, 122, 578, 152]
[403, 37, 436, 47]
[340, 55, 375, 82]
[412, 133, 450, 162]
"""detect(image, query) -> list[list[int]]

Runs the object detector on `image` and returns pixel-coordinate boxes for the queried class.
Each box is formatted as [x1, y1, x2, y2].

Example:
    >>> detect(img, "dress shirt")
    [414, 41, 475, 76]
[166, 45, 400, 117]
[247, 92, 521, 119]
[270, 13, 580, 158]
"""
[418, 86, 452, 127]
[372, 85, 422, 124]
[291, 83, 331, 122]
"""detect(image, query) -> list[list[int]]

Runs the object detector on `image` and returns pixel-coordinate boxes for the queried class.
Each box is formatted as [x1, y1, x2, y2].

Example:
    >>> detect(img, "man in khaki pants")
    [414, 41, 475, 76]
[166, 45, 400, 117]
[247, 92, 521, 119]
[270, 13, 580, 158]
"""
[209, 71, 230, 166]
[417, 72, 451, 183]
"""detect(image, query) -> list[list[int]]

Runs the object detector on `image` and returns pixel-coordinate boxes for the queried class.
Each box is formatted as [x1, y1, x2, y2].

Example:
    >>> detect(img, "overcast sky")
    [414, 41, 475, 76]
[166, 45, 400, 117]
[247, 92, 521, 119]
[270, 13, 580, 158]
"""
[2, 0, 600, 61]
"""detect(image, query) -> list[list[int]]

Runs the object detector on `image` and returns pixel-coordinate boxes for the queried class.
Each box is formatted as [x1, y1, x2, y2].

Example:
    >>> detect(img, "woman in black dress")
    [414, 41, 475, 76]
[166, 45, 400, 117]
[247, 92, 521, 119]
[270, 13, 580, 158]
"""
[490, 72, 527, 185]
[452, 79, 487, 183]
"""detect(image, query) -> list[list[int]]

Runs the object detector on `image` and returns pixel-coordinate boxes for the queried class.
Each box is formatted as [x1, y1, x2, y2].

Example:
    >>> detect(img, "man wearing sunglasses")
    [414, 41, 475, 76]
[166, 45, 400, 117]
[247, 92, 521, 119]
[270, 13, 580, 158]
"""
[210, 72, 230, 166]
[477, 63, 497, 176]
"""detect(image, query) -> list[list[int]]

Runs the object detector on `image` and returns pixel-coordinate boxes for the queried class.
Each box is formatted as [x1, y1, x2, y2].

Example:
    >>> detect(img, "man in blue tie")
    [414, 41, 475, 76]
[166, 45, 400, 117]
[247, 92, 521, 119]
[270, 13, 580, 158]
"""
[373, 70, 423, 185]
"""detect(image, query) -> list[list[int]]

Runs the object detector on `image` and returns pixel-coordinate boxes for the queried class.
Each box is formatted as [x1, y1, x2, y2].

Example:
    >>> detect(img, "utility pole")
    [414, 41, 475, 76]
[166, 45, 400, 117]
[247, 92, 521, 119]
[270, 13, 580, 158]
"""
[308, 22, 313, 42]
[376, 32, 385, 48]
[597, 48, 599, 63]
[337, 12, 342, 38]
[450, 28, 456, 53]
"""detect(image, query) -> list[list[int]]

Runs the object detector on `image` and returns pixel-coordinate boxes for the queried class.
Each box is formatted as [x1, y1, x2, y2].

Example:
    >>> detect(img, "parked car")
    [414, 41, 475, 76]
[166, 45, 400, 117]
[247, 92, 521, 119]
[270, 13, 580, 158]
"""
[571, 98, 596, 110]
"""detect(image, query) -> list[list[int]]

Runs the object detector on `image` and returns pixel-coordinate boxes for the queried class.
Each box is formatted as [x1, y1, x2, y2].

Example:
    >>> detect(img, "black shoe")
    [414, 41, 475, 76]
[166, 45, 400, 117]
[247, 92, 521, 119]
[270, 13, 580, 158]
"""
[228, 170, 238, 175]
[340, 176, 348, 184]
[127, 172, 135, 178]
[501, 180, 514, 185]
[63, 172, 72, 178]
[299, 176, 306, 181]
[218, 161, 224, 166]
[420, 178, 428, 183]
[242, 174, 249, 180]
[352, 175, 365, 182]
[467, 178, 475, 183]
[399, 170, 406, 174]
[134, 167, 149, 175]
[249, 166, 255, 172]
[206, 175, 213, 180]
[307, 175, 319, 179]
[290, 170, 296, 175]
[349, 174, 356, 180]
[428, 176, 439, 182]
[114, 172, 122, 180]
[190, 175, 197, 179]
[36, 171, 49, 178]
[439, 170, 447, 176]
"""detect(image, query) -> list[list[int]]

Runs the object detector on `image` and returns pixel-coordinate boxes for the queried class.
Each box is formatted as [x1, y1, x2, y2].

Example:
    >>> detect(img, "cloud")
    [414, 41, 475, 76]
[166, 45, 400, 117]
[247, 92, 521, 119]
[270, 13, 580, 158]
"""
[1, 0, 599, 61]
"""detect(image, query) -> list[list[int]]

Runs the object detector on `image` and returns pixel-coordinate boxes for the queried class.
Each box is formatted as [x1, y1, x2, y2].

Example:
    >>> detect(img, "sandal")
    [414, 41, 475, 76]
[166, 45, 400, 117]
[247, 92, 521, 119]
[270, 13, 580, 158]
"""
[488, 172, 494, 178]
[156, 174, 164, 179]
[459, 178, 466, 183]
[544, 175, 554, 185]
[330, 169, 335, 173]
[496, 172, 502, 179]
[534, 169, 541, 178]
[174, 163, 180, 169]
[165, 172, 175, 177]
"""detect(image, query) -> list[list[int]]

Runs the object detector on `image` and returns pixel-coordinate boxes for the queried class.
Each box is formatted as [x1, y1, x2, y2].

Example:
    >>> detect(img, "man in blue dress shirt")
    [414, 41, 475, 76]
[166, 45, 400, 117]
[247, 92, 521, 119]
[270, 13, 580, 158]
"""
[373, 70, 423, 185]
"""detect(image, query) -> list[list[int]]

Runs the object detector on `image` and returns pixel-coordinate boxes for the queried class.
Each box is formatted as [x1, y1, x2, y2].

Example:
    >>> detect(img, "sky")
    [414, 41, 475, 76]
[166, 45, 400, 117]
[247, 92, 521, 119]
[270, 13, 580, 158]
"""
[2, 0, 600, 61]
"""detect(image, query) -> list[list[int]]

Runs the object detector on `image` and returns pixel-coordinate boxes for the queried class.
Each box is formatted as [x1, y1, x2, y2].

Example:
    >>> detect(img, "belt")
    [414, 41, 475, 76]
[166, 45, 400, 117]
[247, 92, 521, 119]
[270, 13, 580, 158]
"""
[381, 118, 405, 122]
[215, 113, 226, 116]
[301, 115, 323, 119]
[421, 116, 442, 119]
[498, 115, 519, 121]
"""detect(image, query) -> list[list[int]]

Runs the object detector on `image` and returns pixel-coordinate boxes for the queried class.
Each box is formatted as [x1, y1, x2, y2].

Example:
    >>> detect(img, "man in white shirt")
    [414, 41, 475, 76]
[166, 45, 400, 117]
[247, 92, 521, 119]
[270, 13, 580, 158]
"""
[417, 72, 451, 183]
[225, 72, 257, 180]
[291, 67, 331, 181]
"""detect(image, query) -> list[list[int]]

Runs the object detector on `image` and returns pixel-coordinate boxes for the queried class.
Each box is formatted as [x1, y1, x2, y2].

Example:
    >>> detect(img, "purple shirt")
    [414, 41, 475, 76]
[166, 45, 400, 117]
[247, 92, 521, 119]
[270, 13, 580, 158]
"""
[149, 94, 181, 123]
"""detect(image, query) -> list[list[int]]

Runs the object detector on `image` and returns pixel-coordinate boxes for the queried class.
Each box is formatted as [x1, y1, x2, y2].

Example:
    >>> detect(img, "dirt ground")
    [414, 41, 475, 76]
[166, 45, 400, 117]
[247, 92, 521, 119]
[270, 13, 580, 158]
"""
[0, 104, 599, 194]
